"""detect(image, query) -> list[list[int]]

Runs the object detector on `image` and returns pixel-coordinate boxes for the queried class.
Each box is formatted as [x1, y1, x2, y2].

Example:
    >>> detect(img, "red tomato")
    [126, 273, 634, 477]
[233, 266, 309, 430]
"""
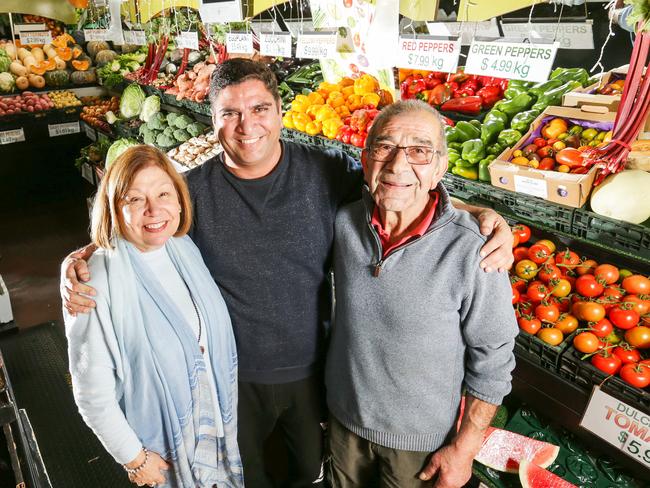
[625, 326, 650, 349]
[537, 327, 564, 346]
[550, 278, 572, 298]
[622, 275, 650, 295]
[537, 239, 556, 253]
[555, 147, 584, 168]
[518, 317, 542, 335]
[612, 346, 641, 365]
[538, 157, 555, 170]
[555, 249, 580, 268]
[517, 298, 534, 317]
[511, 277, 528, 293]
[350, 132, 366, 148]
[609, 306, 640, 330]
[512, 287, 520, 305]
[619, 363, 650, 388]
[591, 351, 622, 375]
[515, 260, 538, 280]
[575, 275, 604, 298]
[535, 303, 560, 323]
[556, 314, 578, 335]
[589, 318, 613, 338]
[594, 264, 619, 285]
[576, 259, 598, 276]
[555, 296, 571, 313]
[527, 282, 549, 303]
[573, 332, 600, 354]
[528, 243, 552, 265]
[602, 285, 624, 302]
[512, 224, 531, 244]
[579, 302, 606, 322]
[538, 264, 561, 284]
[623, 295, 650, 315]
[513, 246, 530, 262]
[511, 232, 520, 248]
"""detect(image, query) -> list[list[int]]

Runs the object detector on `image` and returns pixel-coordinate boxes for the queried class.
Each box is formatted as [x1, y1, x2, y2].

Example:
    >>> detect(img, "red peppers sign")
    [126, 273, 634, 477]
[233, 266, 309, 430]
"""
[396, 35, 460, 73]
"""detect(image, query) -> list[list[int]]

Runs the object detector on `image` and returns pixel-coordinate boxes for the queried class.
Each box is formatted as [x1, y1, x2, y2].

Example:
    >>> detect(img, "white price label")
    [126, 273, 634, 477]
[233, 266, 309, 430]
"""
[0, 128, 25, 145]
[176, 31, 199, 50]
[81, 163, 95, 185]
[296, 32, 337, 59]
[427, 19, 500, 46]
[501, 22, 594, 51]
[226, 33, 254, 54]
[513, 175, 548, 199]
[465, 40, 559, 82]
[581, 387, 650, 468]
[397, 36, 460, 73]
[48, 121, 80, 137]
[84, 29, 109, 41]
[260, 33, 292, 58]
[15, 23, 46, 32]
[19, 31, 53, 45]
[123, 30, 147, 46]
[83, 122, 96, 141]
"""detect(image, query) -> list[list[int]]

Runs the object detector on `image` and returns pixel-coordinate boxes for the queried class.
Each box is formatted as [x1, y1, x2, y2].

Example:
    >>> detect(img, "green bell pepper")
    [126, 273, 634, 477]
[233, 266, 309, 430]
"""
[528, 78, 564, 98]
[484, 109, 509, 126]
[497, 129, 523, 148]
[487, 142, 505, 156]
[455, 158, 479, 169]
[445, 126, 460, 143]
[507, 80, 535, 90]
[480, 118, 505, 145]
[455, 121, 481, 142]
[478, 155, 496, 182]
[447, 141, 463, 151]
[469, 119, 482, 129]
[461, 138, 486, 165]
[510, 109, 540, 133]
[452, 165, 478, 180]
[493, 93, 534, 119]
[550, 67, 590, 86]
[531, 80, 582, 112]
[447, 148, 461, 165]
[503, 85, 528, 100]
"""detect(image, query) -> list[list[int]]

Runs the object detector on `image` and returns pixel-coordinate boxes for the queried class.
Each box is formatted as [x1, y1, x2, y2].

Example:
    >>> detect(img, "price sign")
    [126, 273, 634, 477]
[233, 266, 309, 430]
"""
[48, 121, 80, 137]
[84, 29, 109, 41]
[427, 19, 500, 46]
[123, 30, 147, 46]
[176, 31, 199, 50]
[581, 387, 650, 468]
[81, 163, 95, 185]
[465, 40, 559, 82]
[226, 33, 254, 54]
[397, 36, 461, 73]
[19, 31, 53, 45]
[0, 128, 25, 145]
[260, 33, 292, 58]
[83, 122, 96, 141]
[500, 22, 594, 50]
[296, 32, 337, 60]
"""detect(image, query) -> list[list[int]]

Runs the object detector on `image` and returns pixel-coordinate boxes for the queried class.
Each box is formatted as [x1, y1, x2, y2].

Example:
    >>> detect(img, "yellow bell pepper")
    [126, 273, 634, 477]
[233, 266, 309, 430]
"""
[306, 104, 325, 118]
[292, 112, 311, 132]
[326, 91, 345, 108]
[315, 105, 337, 123]
[307, 91, 325, 105]
[362, 93, 381, 108]
[353, 74, 380, 95]
[291, 94, 311, 113]
[282, 110, 296, 129]
[334, 105, 351, 117]
[317, 81, 339, 96]
[305, 120, 322, 136]
[346, 94, 364, 111]
[341, 85, 355, 98]
[322, 117, 343, 139]
[339, 77, 355, 87]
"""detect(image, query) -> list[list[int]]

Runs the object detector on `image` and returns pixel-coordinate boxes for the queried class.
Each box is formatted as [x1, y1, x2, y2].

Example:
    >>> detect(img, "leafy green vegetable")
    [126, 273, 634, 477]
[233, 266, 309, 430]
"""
[0, 50, 11, 73]
[173, 114, 193, 130]
[106, 138, 140, 169]
[173, 129, 191, 142]
[0, 72, 15, 92]
[147, 112, 167, 131]
[186, 122, 207, 138]
[120, 84, 146, 119]
[139, 95, 161, 123]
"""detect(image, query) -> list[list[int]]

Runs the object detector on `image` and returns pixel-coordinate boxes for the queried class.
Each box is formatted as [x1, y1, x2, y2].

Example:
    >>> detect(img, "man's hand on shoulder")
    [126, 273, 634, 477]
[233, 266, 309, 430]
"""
[60, 244, 98, 316]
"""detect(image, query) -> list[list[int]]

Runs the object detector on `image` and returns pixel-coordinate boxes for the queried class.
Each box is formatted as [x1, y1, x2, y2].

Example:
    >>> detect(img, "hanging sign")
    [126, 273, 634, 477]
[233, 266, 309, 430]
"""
[226, 33, 254, 54]
[500, 22, 594, 50]
[396, 35, 460, 73]
[427, 19, 500, 46]
[48, 121, 80, 138]
[580, 387, 650, 468]
[0, 128, 25, 145]
[260, 32, 292, 58]
[296, 32, 337, 60]
[457, 0, 539, 22]
[123, 30, 148, 46]
[83, 29, 110, 41]
[176, 31, 199, 50]
[199, 0, 243, 23]
[16, 24, 52, 45]
[81, 163, 95, 185]
[465, 40, 559, 82]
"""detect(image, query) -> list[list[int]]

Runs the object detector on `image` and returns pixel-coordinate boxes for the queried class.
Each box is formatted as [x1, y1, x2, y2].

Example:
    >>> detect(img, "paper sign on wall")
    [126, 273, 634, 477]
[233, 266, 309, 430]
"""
[396, 35, 460, 73]
[427, 19, 500, 46]
[176, 31, 199, 50]
[465, 40, 559, 82]
[260, 33, 292, 58]
[296, 32, 337, 60]
[123, 30, 148, 46]
[581, 387, 650, 468]
[501, 22, 594, 50]
[226, 33, 254, 54]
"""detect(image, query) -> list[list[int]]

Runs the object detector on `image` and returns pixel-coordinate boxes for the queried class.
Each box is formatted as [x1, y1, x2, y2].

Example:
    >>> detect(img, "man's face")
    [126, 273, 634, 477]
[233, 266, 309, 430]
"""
[363, 110, 447, 219]
[211, 79, 283, 172]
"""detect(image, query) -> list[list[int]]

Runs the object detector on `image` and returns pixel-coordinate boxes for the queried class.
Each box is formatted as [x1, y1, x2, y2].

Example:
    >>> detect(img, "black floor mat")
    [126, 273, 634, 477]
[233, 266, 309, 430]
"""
[0, 322, 131, 488]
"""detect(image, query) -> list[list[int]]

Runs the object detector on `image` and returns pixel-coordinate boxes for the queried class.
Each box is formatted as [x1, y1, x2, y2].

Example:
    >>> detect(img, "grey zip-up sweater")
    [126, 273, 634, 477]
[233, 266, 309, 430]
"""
[325, 184, 518, 452]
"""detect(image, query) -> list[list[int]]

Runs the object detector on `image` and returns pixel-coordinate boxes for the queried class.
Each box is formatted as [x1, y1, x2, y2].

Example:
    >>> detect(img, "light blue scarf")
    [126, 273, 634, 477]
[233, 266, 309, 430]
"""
[106, 236, 243, 487]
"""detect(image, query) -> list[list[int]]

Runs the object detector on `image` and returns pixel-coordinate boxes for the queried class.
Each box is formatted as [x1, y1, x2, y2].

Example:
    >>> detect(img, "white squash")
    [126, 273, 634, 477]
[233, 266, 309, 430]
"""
[590, 169, 650, 224]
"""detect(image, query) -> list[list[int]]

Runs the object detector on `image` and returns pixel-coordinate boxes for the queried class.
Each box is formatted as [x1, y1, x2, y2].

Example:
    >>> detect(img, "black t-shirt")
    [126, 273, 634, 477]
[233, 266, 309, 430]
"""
[186, 141, 362, 383]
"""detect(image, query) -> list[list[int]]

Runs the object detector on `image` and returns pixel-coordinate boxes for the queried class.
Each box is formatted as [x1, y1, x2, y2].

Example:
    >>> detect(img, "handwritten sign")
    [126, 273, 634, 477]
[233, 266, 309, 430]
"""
[465, 40, 559, 82]
[0, 128, 25, 145]
[48, 122, 80, 138]
[581, 387, 650, 468]
[296, 32, 337, 60]
[82, 122, 96, 141]
[260, 33, 292, 58]
[397, 35, 460, 73]
[226, 33, 254, 54]
[19, 31, 53, 45]
[501, 22, 594, 51]
[123, 30, 147, 46]
[84, 29, 110, 41]
[176, 31, 199, 50]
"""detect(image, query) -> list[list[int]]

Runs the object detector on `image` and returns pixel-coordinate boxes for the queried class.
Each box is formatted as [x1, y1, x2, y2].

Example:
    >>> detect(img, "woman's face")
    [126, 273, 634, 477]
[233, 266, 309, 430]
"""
[119, 165, 181, 252]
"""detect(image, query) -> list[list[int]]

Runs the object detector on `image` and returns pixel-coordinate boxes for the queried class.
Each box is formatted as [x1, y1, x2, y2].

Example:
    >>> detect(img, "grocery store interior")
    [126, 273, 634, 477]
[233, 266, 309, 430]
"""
[1, 0, 650, 487]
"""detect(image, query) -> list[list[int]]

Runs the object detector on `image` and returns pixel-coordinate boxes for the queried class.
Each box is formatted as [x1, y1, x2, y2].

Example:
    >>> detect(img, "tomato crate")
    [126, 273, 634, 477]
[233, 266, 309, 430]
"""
[514, 331, 574, 371]
[557, 348, 650, 413]
[570, 209, 650, 266]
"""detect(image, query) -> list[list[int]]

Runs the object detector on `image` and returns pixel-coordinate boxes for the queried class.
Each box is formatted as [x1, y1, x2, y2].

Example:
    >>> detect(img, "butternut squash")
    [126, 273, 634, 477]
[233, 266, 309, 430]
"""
[4, 42, 17, 60]
[10, 61, 27, 77]
[31, 47, 45, 63]
[17, 47, 31, 62]
[30, 61, 47, 76]
[43, 44, 57, 59]
[54, 56, 66, 70]
[15, 76, 29, 90]
[28, 74, 45, 89]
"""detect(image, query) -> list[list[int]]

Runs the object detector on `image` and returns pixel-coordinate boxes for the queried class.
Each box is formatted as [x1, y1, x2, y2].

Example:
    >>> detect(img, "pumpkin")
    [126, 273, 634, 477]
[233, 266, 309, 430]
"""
[94, 49, 117, 67]
[86, 41, 110, 59]
[30, 61, 48, 76]
[71, 68, 96, 85]
[55, 47, 72, 61]
[68, 0, 89, 8]
[72, 45, 83, 59]
[44, 69, 70, 87]
[31, 47, 45, 63]
[52, 33, 74, 49]
[71, 58, 91, 71]
[43, 58, 56, 71]
[590, 170, 650, 224]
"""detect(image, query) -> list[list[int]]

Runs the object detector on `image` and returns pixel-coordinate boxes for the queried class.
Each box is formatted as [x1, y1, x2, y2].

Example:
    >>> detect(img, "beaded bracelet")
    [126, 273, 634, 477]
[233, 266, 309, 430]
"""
[123, 447, 149, 475]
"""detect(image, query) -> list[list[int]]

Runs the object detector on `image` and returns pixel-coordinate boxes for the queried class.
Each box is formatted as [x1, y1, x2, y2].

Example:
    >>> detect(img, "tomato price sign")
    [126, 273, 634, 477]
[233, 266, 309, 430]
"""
[296, 32, 337, 60]
[0, 128, 25, 145]
[226, 33, 254, 54]
[580, 387, 650, 468]
[397, 35, 460, 73]
[260, 33, 292, 58]
[465, 40, 559, 82]
[48, 122, 80, 138]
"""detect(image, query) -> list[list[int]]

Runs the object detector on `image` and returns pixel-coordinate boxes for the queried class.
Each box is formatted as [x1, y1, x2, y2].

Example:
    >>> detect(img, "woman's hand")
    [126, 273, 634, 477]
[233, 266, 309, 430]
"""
[125, 449, 169, 487]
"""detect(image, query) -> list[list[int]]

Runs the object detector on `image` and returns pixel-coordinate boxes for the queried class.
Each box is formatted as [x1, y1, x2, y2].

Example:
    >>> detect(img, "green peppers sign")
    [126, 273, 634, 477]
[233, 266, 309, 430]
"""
[465, 40, 559, 83]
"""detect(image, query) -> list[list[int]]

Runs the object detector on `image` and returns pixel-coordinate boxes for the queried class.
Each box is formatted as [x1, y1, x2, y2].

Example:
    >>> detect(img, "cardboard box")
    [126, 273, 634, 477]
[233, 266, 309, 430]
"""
[489, 106, 616, 208]
[564, 66, 627, 110]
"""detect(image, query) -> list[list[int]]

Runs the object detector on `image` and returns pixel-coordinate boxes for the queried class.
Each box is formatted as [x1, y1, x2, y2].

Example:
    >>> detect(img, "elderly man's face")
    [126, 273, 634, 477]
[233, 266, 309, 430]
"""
[363, 110, 447, 219]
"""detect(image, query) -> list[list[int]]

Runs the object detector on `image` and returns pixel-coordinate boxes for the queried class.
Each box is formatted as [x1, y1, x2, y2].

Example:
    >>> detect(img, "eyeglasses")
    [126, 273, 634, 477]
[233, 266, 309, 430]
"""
[368, 143, 441, 165]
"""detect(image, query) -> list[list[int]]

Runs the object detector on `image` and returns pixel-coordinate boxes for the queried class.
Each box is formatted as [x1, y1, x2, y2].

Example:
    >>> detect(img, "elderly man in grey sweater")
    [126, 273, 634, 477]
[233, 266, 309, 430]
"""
[325, 100, 518, 488]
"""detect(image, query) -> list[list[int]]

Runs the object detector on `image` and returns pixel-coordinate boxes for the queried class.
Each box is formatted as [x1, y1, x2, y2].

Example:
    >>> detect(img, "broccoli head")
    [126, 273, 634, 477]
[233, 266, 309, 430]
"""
[156, 133, 176, 148]
[147, 112, 167, 131]
[173, 129, 191, 142]
[186, 122, 207, 138]
[166, 112, 179, 126]
[143, 131, 156, 146]
[173, 114, 193, 130]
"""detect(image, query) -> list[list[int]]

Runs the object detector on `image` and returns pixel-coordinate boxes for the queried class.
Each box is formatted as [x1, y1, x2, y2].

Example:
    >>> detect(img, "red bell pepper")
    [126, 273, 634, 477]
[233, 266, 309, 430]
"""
[428, 83, 452, 106]
[461, 79, 479, 92]
[476, 85, 501, 108]
[336, 126, 353, 145]
[441, 116, 455, 127]
[440, 96, 483, 115]
[453, 87, 475, 98]
[407, 79, 427, 97]
[447, 67, 468, 84]
[424, 72, 443, 89]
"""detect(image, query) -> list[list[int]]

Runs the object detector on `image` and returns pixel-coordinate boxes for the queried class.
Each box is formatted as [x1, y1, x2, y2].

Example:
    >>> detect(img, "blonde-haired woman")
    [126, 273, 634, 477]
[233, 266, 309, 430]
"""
[65, 145, 242, 488]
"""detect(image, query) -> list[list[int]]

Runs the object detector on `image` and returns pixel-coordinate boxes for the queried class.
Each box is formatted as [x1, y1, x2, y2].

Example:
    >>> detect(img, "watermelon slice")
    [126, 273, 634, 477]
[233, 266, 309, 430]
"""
[519, 459, 577, 487]
[474, 427, 559, 473]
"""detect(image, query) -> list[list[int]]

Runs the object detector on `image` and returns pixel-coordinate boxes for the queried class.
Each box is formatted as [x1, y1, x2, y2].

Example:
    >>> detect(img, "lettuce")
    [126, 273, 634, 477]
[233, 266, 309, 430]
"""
[139, 95, 160, 123]
[119, 83, 146, 119]
[105, 138, 140, 169]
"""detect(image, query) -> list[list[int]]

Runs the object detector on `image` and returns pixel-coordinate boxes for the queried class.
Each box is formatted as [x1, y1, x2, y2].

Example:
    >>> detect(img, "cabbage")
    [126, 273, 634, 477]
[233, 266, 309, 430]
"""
[105, 138, 140, 169]
[0, 72, 14, 93]
[139, 95, 160, 123]
[119, 83, 146, 118]
[0, 50, 10, 73]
